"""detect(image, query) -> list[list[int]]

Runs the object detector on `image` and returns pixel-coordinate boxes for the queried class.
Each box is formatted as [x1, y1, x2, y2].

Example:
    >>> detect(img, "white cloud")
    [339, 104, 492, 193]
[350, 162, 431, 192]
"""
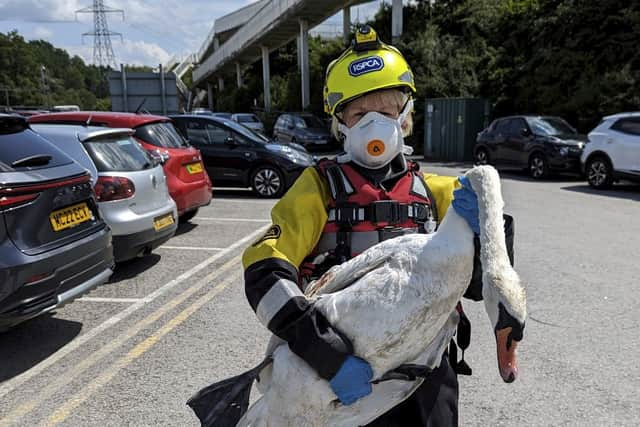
[64, 39, 171, 67]
[0, 0, 84, 22]
[1, 0, 387, 65]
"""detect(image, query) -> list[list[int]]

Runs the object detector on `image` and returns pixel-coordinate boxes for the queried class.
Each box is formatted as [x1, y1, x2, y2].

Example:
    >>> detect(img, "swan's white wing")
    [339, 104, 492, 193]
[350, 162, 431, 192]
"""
[304, 236, 411, 298]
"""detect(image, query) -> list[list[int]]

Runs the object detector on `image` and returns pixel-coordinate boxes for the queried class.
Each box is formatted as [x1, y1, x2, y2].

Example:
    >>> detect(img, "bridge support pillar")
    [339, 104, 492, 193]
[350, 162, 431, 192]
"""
[392, 0, 403, 43]
[343, 7, 351, 45]
[236, 62, 243, 88]
[207, 83, 213, 111]
[217, 76, 224, 92]
[299, 19, 310, 111]
[261, 45, 271, 112]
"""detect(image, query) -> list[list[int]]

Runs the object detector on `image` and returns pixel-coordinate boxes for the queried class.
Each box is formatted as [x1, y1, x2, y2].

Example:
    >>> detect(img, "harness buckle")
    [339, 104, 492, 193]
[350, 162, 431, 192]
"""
[335, 204, 360, 227]
[411, 202, 430, 222]
[370, 200, 404, 225]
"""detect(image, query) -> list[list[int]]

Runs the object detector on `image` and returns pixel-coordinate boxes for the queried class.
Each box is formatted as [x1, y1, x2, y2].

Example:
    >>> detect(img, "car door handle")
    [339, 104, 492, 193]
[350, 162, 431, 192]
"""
[606, 139, 614, 144]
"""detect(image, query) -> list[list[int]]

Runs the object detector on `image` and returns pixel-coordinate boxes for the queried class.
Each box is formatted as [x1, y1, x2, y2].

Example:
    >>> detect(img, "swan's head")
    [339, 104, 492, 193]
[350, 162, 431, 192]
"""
[483, 268, 527, 383]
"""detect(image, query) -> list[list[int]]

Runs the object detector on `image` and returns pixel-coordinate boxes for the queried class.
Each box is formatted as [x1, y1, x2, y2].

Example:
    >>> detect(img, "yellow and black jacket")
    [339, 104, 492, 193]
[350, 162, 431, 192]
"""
[241, 162, 478, 380]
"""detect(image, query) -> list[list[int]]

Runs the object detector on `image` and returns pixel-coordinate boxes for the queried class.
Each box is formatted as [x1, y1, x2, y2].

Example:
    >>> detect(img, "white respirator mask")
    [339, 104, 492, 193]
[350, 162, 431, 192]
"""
[337, 98, 414, 169]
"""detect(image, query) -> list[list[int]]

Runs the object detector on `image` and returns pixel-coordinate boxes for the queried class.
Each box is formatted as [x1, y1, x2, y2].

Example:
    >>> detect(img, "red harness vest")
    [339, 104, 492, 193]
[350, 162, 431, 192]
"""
[307, 159, 437, 263]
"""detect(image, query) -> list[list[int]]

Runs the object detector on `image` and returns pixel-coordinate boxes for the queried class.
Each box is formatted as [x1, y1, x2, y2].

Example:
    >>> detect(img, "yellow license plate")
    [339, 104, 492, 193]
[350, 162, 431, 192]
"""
[153, 213, 175, 231]
[186, 162, 203, 174]
[49, 202, 92, 232]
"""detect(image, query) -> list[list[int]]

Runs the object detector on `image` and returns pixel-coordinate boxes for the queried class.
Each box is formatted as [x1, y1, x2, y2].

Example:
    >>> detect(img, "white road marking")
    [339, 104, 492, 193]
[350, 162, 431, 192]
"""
[1, 256, 243, 426]
[0, 225, 269, 401]
[45, 271, 241, 426]
[77, 297, 146, 303]
[159, 245, 224, 251]
[195, 217, 270, 222]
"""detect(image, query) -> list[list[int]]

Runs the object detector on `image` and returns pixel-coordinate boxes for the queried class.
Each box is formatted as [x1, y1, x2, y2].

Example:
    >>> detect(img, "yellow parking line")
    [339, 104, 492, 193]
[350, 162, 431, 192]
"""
[45, 271, 239, 426]
[0, 255, 241, 427]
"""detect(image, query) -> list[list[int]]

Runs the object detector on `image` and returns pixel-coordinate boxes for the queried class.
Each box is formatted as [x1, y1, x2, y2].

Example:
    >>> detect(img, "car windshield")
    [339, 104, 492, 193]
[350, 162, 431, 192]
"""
[219, 118, 269, 143]
[83, 136, 152, 172]
[298, 115, 325, 128]
[134, 122, 188, 148]
[526, 117, 576, 136]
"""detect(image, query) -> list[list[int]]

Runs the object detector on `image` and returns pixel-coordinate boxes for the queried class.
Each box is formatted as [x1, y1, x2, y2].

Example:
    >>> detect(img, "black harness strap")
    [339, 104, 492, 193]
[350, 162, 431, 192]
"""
[324, 163, 354, 263]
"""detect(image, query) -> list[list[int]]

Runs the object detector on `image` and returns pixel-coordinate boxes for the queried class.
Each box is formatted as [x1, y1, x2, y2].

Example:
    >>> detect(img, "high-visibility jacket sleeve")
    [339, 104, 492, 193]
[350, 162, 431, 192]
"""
[421, 172, 460, 221]
[242, 167, 352, 380]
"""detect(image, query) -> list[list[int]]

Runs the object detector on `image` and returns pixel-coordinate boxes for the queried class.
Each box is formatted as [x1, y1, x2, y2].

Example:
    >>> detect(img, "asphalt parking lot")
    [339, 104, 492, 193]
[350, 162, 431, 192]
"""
[1, 163, 639, 426]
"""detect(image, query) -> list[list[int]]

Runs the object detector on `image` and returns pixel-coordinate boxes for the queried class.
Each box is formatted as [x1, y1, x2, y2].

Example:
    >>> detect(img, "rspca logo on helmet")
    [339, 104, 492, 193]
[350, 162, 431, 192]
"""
[349, 56, 384, 76]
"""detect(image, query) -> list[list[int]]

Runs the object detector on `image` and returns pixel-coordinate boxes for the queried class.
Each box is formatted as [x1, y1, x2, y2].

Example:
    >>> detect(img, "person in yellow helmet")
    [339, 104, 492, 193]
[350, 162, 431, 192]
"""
[242, 26, 514, 426]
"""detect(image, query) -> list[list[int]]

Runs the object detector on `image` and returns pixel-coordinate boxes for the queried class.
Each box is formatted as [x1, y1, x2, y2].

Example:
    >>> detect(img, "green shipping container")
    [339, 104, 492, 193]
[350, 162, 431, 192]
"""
[423, 98, 490, 162]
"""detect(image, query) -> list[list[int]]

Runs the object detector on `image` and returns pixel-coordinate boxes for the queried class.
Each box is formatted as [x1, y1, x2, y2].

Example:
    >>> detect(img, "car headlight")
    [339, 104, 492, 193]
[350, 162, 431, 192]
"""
[268, 144, 314, 166]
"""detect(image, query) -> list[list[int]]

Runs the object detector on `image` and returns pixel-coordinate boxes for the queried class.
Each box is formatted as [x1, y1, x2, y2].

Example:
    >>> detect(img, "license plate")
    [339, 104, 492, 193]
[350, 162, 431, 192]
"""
[49, 202, 92, 232]
[153, 213, 175, 231]
[186, 162, 203, 174]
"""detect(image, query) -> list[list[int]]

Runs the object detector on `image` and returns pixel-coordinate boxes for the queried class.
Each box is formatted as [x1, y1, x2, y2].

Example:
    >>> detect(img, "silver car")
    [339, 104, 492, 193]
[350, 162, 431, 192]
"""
[231, 113, 265, 133]
[31, 124, 178, 262]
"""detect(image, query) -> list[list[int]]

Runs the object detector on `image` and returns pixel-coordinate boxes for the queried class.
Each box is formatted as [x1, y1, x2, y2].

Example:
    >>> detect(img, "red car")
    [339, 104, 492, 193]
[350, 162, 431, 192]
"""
[29, 111, 212, 222]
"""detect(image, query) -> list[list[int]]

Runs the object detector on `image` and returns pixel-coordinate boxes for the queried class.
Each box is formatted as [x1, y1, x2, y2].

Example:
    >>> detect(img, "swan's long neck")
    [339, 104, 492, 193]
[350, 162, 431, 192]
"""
[466, 166, 526, 383]
[467, 167, 512, 278]
[466, 166, 526, 325]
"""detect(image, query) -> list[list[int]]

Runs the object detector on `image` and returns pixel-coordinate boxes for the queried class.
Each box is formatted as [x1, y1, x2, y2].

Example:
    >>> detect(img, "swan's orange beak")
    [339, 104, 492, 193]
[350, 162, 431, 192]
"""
[496, 327, 519, 383]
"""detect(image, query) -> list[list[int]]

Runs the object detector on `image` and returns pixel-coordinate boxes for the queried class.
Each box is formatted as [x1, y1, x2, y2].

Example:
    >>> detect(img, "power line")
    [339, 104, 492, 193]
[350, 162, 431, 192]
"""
[76, 1, 124, 68]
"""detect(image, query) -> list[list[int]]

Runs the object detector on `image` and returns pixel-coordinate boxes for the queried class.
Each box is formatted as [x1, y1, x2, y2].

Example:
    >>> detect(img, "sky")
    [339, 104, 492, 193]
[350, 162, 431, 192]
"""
[0, 0, 384, 67]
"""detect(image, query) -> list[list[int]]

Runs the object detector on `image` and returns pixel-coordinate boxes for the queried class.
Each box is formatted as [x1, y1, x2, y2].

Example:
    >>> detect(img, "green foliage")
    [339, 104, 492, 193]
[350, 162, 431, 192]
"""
[0, 30, 115, 110]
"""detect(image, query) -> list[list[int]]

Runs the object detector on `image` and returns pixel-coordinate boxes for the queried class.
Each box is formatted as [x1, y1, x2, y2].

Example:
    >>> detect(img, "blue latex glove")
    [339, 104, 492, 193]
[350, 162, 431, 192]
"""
[451, 176, 480, 234]
[329, 356, 373, 406]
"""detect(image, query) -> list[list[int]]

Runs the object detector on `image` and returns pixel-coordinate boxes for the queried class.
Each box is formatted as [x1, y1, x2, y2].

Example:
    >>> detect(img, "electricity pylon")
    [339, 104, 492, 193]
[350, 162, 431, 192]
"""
[76, 1, 124, 68]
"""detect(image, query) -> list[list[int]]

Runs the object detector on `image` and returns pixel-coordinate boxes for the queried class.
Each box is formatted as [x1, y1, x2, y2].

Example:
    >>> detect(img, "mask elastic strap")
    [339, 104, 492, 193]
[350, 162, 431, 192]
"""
[398, 97, 414, 125]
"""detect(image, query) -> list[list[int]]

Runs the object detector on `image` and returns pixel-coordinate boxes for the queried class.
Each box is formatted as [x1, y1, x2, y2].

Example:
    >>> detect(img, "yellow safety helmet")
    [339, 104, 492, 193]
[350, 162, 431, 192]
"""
[324, 25, 416, 116]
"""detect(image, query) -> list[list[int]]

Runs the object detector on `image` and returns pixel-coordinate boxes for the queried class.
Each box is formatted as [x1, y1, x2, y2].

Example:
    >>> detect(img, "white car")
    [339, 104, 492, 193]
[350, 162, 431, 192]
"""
[231, 113, 265, 133]
[581, 112, 640, 189]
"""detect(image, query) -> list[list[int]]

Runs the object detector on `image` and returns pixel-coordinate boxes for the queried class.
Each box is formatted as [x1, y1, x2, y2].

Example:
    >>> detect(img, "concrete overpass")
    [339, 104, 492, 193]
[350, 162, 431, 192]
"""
[190, 0, 406, 112]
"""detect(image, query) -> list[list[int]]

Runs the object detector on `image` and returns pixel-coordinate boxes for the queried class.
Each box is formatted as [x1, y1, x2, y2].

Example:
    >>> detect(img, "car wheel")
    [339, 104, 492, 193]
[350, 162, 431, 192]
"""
[474, 147, 489, 165]
[251, 165, 285, 198]
[179, 208, 198, 223]
[586, 156, 613, 189]
[529, 153, 548, 179]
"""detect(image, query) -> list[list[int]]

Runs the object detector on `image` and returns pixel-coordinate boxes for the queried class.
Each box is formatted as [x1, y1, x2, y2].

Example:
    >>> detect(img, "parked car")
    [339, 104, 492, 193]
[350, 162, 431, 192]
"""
[211, 112, 233, 120]
[191, 109, 233, 120]
[170, 114, 314, 197]
[29, 112, 211, 222]
[0, 114, 113, 330]
[272, 113, 335, 151]
[231, 113, 265, 133]
[581, 112, 640, 189]
[31, 124, 178, 262]
[474, 115, 586, 179]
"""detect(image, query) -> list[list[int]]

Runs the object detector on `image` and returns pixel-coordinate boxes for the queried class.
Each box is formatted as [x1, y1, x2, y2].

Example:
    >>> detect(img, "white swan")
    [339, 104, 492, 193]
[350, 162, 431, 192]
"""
[187, 165, 527, 427]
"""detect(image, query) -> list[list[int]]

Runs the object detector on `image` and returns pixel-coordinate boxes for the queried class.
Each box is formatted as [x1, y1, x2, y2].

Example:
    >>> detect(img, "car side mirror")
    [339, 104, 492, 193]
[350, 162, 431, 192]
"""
[521, 128, 531, 137]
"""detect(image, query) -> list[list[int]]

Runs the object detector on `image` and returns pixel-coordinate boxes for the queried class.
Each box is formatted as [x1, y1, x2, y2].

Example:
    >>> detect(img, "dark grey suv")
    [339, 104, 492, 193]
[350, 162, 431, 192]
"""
[0, 115, 114, 330]
[272, 113, 334, 151]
